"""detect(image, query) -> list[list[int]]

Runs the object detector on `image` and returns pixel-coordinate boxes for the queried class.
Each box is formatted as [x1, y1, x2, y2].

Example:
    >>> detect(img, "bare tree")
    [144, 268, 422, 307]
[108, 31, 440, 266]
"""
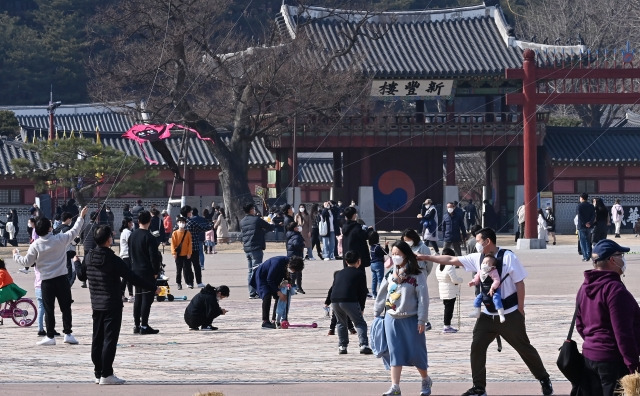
[88, 0, 376, 230]
[515, 0, 639, 127]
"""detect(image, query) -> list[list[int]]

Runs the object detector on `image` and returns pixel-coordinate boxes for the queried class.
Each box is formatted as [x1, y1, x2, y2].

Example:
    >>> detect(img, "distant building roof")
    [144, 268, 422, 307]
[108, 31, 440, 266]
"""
[276, 3, 584, 78]
[544, 126, 640, 165]
[298, 156, 333, 185]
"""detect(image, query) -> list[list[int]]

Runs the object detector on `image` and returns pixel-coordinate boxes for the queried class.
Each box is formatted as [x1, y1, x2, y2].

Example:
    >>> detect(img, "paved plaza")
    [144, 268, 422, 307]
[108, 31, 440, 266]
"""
[1, 233, 639, 395]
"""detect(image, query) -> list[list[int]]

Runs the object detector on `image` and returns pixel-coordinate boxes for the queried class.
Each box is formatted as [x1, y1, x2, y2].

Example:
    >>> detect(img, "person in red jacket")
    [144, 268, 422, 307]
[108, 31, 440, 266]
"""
[576, 239, 640, 396]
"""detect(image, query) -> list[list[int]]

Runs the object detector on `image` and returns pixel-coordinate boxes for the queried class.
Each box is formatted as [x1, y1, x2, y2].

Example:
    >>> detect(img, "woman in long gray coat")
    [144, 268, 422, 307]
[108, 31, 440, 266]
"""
[295, 204, 314, 260]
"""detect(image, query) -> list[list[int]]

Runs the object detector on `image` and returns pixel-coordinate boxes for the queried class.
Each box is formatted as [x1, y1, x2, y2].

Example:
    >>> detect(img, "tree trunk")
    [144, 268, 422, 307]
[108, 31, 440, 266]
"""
[218, 155, 252, 232]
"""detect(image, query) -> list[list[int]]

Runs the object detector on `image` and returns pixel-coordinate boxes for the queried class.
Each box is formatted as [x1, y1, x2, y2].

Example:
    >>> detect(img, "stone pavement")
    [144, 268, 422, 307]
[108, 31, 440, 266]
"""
[1, 234, 639, 395]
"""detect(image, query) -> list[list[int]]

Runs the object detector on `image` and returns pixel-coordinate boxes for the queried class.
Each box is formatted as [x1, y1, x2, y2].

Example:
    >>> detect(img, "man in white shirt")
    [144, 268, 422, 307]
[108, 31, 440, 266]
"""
[611, 199, 624, 238]
[14, 206, 88, 346]
[418, 227, 553, 396]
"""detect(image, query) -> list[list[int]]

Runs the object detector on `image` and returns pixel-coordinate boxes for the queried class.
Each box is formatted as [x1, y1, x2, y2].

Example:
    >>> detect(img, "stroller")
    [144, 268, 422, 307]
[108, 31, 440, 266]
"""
[155, 278, 175, 302]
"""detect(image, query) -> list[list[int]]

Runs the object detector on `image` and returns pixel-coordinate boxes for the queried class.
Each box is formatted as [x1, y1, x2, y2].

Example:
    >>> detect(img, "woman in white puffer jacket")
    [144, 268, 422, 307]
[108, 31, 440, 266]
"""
[435, 247, 464, 333]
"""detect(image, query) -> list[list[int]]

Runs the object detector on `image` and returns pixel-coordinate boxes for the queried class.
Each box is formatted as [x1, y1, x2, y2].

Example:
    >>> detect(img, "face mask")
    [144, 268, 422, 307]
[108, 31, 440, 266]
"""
[475, 241, 486, 254]
[296, 226, 302, 232]
[178, 222, 185, 229]
[299, 208, 305, 213]
[425, 204, 430, 208]
[620, 256, 627, 274]
[391, 255, 404, 265]
[405, 240, 414, 247]
[447, 208, 454, 213]
[481, 262, 492, 273]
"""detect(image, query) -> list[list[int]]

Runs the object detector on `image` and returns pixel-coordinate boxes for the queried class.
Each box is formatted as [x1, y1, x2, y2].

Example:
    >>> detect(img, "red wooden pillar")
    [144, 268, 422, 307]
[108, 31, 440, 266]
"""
[522, 49, 537, 239]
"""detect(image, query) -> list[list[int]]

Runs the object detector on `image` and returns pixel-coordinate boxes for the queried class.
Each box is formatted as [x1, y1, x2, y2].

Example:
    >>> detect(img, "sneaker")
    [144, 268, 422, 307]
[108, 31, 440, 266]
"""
[99, 375, 126, 385]
[461, 386, 487, 396]
[128, 296, 135, 303]
[367, 293, 374, 299]
[201, 325, 218, 331]
[94, 378, 100, 384]
[323, 258, 330, 261]
[327, 329, 335, 335]
[37, 330, 46, 336]
[443, 326, 458, 333]
[382, 384, 401, 395]
[420, 376, 433, 396]
[338, 346, 347, 355]
[133, 326, 140, 334]
[36, 336, 56, 346]
[262, 321, 276, 329]
[122, 296, 128, 303]
[308, 257, 316, 261]
[188, 284, 194, 289]
[275, 322, 281, 329]
[177, 284, 183, 290]
[540, 377, 553, 396]
[249, 294, 259, 299]
[53, 331, 61, 336]
[424, 322, 432, 331]
[349, 328, 357, 335]
[81, 282, 87, 288]
[64, 334, 79, 344]
[197, 283, 205, 288]
[189, 327, 200, 331]
[140, 326, 160, 335]
[18, 268, 29, 274]
[158, 274, 169, 281]
[297, 288, 306, 294]
[359, 345, 373, 354]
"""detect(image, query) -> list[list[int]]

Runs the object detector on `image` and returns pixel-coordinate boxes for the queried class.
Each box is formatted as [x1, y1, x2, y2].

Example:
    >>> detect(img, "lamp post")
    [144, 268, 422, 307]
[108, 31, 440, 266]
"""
[47, 93, 62, 141]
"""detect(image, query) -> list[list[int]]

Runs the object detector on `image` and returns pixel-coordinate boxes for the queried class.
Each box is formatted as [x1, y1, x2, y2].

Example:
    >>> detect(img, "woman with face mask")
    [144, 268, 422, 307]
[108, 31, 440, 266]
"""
[401, 228, 434, 331]
[294, 204, 314, 260]
[418, 199, 440, 254]
[171, 216, 194, 290]
[373, 241, 432, 396]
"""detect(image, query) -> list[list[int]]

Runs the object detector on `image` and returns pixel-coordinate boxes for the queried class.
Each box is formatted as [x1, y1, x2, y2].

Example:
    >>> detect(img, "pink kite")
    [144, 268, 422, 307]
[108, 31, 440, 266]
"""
[123, 123, 212, 181]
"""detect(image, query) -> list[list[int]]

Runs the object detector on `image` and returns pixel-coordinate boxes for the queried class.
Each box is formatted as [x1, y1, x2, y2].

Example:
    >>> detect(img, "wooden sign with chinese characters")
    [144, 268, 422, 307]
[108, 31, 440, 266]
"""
[370, 79, 454, 99]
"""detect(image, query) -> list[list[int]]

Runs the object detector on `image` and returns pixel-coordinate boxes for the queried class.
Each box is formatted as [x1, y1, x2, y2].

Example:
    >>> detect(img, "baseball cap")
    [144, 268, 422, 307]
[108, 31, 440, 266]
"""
[592, 239, 630, 261]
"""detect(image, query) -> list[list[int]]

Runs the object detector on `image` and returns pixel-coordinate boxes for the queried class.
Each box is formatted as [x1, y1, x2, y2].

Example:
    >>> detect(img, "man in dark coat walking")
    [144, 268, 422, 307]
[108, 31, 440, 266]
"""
[340, 206, 371, 270]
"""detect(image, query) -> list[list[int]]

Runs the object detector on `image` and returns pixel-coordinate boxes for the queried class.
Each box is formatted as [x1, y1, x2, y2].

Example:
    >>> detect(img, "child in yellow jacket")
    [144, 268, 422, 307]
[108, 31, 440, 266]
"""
[172, 216, 193, 290]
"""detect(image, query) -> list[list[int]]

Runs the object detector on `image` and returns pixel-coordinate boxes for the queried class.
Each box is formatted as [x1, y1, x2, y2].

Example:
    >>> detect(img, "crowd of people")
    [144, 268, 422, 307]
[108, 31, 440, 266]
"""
[3, 193, 640, 396]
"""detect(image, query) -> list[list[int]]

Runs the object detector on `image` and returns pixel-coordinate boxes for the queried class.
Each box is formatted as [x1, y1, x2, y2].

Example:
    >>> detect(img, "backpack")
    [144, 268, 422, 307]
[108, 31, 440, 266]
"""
[478, 249, 518, 314]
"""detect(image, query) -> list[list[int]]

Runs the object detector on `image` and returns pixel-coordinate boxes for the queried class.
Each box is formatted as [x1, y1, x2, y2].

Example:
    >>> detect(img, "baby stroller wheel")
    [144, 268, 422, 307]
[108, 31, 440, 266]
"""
[167, 294, 175, 302]
[156, 295, 166, 302]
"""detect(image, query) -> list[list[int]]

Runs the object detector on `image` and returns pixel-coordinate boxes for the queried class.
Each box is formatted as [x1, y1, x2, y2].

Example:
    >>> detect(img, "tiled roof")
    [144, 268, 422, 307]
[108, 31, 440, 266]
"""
[544, 126, 640, 165]
[0, 108, 275, 176]
[276, 4, 585, 78]
[298, 157, 333, 184]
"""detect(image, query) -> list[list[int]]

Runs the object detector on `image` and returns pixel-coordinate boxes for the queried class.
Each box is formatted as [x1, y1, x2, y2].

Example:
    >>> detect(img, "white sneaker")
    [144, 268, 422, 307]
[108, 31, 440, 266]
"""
[18, 268, 29, 274]
[99, 375, 126, 385]
[64, 334, 79, 344]
[94, 378, 100, 384]
[36, 336, 56, 346]
[323, 258, 330, 261]
[159, 274, 169, 281]
[308, 257, 316, 261]
[197, 283, 205, 288]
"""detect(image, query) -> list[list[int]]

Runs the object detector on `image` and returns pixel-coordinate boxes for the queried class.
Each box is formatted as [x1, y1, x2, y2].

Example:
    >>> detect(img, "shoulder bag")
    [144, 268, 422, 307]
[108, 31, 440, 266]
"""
[556, 297, 584, 388]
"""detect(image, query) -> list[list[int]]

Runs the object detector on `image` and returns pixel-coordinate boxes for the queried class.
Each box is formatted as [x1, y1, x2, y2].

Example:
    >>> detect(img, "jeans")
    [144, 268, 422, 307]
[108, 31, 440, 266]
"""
[370, 260, 385, 297]
[322, 232, 335, 259]
[133, 283, 155, 327]
[41, 274, 73, 338]
[332, 301, 368, 347]
[306, 247, 314, 259]
[92, 307, 123, 379]
[578, 228, 592, 260]
[199, 245, 205, 269]
[473, 290, 503, 309]
[247, 249, 264, 296]
[35, 287, 44, 331]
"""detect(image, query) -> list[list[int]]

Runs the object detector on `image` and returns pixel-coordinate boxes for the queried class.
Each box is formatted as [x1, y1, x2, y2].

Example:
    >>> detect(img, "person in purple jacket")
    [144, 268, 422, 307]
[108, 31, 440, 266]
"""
[576, 239, 640, 396]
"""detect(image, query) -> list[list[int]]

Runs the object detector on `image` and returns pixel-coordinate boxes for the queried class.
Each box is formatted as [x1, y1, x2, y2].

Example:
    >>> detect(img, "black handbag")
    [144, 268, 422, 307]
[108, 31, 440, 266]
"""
[557, 299, 584, 387]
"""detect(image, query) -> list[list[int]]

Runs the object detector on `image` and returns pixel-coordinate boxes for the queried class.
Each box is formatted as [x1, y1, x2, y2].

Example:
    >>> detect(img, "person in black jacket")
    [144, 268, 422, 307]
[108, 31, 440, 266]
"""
[330, 250, 372, 355]
[78, 211, 99, 288]
[128, 211, 162, 335]
[130, 200, 144, 229]
[240, 203, 274, 298]
[184, 285, 229, 331]
[341, 206, 371, 270]
[75, 225, 158, 385]
[442, 202, 467, 256]
[285, 221, 306, 294]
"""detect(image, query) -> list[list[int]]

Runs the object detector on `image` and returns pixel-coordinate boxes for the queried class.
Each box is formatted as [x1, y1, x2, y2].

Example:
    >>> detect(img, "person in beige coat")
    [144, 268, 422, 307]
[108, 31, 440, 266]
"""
[214, 208, 229, 244]
[435, 247, 464, 333]
[294, 204, 314, 260]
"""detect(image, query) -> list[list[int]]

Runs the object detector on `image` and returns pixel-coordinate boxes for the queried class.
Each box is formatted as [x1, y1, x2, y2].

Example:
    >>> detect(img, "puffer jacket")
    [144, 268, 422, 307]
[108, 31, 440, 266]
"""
[184, 285, 224, 324]
[240, 214, 274, 252]
[435, 264, 464, 300]
[285, 230, 305, 257]
[76, 246, 155, 310]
